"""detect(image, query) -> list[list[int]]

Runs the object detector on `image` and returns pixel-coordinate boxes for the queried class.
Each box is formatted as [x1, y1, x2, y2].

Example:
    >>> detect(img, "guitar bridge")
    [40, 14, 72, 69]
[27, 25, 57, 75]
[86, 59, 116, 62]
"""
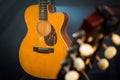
[33, 47, 54, 53]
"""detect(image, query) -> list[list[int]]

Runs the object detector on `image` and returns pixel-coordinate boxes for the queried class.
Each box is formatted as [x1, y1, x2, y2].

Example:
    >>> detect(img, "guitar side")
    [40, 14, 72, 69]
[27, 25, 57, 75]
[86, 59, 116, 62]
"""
[19, 5, 72, 79]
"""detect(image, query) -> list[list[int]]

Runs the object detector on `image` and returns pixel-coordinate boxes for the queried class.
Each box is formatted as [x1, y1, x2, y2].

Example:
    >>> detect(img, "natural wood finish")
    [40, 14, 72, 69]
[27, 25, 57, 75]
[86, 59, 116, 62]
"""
[19, 5, 72, 79]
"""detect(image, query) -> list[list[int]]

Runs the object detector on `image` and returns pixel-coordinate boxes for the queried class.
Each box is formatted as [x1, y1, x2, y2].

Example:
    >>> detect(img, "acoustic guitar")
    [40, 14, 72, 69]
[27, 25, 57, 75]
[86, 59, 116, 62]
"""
[19, 0, 72, 79]
[57, 5, 120, 80]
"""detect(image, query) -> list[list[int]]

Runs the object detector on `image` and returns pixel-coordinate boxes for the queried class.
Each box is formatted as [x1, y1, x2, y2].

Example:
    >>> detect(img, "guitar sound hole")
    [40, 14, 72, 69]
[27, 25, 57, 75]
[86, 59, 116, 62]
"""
[44, 25, 57, 46]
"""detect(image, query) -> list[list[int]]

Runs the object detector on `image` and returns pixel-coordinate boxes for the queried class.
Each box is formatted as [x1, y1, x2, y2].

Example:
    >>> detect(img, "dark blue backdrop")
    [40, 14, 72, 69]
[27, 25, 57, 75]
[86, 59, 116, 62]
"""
[0, 0, 120, 80]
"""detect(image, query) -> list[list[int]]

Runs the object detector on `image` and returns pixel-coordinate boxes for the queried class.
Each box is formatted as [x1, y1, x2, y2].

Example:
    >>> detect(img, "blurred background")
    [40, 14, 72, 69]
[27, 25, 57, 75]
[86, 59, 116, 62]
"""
[0, 0, 120, 80]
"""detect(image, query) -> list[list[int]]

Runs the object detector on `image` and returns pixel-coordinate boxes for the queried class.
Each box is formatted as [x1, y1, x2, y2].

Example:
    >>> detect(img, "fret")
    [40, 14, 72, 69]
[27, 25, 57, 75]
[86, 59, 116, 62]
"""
[40, 7, 47, 10]
[40, 4, 47, 6]
[40, 6, 47, 8]
[39, 0, 48, 20]
[39, 17, 48, 20]
[40, 16, 48, 18]
[40, 10, 47, 12]
[40, 13, 48, 16]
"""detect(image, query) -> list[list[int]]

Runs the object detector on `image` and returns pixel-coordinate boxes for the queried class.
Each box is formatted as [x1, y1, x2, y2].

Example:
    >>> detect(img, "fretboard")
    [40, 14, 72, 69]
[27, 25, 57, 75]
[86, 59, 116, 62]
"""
[39, 0, 48, 20]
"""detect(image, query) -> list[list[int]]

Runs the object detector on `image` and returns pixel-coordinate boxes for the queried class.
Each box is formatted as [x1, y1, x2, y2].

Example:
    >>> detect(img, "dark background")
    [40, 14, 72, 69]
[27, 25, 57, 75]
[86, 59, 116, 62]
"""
[0, 0, 120, 80]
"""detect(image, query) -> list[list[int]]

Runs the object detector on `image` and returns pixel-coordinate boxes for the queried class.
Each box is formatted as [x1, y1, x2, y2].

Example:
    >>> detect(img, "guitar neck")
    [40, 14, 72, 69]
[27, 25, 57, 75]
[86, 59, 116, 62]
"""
[39, 0, 48, 20]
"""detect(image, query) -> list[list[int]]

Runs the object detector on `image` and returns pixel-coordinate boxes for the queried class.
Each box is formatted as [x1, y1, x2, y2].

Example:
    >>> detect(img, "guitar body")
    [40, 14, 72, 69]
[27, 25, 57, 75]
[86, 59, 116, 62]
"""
[19, 5, 72, 79]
